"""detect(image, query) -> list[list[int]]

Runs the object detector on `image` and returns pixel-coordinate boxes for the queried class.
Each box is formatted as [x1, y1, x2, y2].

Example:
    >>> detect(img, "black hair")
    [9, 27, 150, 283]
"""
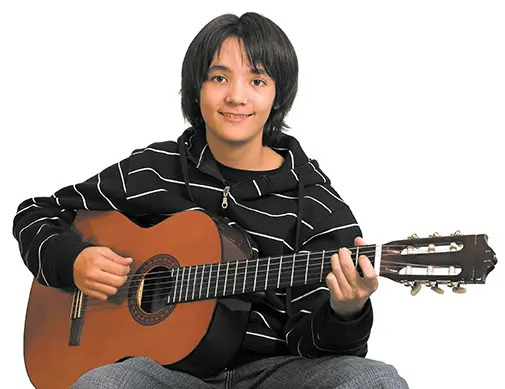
[180, 12, 298, 144]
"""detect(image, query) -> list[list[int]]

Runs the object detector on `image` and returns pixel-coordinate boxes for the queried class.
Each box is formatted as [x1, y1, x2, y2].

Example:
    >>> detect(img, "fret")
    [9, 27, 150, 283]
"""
[214, 263, 221, 297]
[253, 259, 259, 291]
[206, 264, 212, 299]
[192, 265, 198, 301]
[179, 267, 185, 302]
[265, 257, 271, 290]
[185, 266, 191, 302]
[290, 253, 295, 287]
[277, 255, 283, 289]
[242, 259, 248, 293]
[304, 252, 310, 284]
[167, 268, 174, 304]
[233, 261, 239, 295]
[174, 267, 180, 302]
[355, 246, 360, 267]
[199, 264, 205, 300]
[320, 250, 325, 282]
[223, 262, 230, 296]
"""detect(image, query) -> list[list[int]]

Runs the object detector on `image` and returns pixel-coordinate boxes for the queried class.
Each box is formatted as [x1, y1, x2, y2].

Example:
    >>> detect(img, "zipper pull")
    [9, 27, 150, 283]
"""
[221, 186, 230, 209]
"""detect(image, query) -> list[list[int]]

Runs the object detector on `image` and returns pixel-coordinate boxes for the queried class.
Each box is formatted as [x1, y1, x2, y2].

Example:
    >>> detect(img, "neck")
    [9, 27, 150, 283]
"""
[206, 129, 276, 170]
[166, 245, 380, 304]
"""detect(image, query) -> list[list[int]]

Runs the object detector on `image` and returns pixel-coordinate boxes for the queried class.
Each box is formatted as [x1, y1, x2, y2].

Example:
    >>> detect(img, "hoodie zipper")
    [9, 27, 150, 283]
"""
[221, 185, 231, 209]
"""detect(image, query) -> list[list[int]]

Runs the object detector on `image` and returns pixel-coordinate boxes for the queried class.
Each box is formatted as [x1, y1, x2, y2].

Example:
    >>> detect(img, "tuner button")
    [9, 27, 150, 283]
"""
[452, 285, 466, 294]
[431, 284, 444, 294]
[410, 282, 422, 296]
[429, 232, 440, 238]
[450, 230, 461, 236]
[408, 234, 418, 240]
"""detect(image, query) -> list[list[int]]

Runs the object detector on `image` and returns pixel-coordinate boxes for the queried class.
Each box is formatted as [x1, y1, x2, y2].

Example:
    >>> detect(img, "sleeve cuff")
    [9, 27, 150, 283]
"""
[44, 232, 95, 288]
[329, 300, 370, 322]
[312, 298, 373, 350]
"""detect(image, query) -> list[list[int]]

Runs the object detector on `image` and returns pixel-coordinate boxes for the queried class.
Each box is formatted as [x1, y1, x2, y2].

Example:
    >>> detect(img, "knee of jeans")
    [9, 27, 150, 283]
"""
[71, 363, 128, 389]
[360, 360, 408, 388]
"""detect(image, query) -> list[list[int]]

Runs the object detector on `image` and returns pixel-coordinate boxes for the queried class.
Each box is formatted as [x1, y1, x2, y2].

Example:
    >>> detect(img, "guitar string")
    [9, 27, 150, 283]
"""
[115, 258, 446, 288]
[78, 261, 456, 309]
[79, 267, 461, 314]
[106, 244, 436, 283]
[74, 257, 454, 305]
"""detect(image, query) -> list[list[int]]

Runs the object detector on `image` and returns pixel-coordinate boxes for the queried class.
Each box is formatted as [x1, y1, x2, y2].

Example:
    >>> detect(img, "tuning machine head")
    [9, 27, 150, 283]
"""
[452, 283, 466, 294]
[430, 283, 444, 294]
[407, 281, 422, 296]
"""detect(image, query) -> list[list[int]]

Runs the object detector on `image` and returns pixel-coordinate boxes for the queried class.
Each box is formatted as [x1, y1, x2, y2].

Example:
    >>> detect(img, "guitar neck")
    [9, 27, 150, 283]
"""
[165, 245, 378, 304]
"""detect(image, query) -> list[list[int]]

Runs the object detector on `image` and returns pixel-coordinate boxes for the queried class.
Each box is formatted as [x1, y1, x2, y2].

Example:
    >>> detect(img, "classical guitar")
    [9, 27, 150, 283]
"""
[24, 210, 497, 389]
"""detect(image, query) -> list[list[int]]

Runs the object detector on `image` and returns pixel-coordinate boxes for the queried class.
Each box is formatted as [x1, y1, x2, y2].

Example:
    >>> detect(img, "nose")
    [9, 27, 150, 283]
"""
[225, 80, 248, 106]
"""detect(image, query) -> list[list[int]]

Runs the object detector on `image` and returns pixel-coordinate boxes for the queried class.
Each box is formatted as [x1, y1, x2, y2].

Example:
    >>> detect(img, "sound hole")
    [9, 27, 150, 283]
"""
[139, 266, 173, 313]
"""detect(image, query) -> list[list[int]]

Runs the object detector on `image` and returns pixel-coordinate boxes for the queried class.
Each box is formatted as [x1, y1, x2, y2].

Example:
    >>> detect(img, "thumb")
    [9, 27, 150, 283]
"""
[354, 236, 367, 246]
[102, 247, 133, 265]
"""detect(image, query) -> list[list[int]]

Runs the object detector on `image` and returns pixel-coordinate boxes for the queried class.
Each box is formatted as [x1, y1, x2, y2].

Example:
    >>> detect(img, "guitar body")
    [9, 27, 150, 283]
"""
[24, 210, 253, 389]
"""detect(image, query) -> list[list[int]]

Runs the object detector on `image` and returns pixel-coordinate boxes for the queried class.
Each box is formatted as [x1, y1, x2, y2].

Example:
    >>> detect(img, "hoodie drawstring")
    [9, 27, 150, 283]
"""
[178, 139, 197, 205]
[286, 174, 305, 317]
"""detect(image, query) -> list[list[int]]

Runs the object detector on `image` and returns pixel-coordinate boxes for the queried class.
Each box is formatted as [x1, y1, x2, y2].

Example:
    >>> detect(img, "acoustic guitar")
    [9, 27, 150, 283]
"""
[23, 210, 497, 388]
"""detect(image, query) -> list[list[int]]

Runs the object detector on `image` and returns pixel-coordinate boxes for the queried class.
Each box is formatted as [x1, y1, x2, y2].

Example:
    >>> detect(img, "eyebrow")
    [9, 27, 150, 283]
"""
[208, 65, 267, 75]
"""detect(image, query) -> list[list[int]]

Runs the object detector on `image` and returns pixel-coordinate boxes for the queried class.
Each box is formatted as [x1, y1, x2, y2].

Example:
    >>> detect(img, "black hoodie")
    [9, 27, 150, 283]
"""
[13, 127, 373, 366]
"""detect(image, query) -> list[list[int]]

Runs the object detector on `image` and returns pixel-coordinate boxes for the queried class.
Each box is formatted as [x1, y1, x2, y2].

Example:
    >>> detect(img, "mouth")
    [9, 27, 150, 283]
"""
[220, 112, 254, 118]
[219, 112, 254, 122]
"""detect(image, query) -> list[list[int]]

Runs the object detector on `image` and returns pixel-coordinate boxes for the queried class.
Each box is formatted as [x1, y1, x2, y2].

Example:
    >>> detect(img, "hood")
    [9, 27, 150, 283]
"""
[177, 127, 329, 201]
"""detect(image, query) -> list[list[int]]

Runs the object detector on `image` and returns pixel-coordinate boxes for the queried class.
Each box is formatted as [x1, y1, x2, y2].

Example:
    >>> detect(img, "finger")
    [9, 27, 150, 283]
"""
[359, 255, 379, 291]
[83, 289, 109, 301]
[98, 256, 131, 276]
[354, 236, 367, 246]
[325, 271, 342, 299]
[86, 280, 119, 296]
[338, 249, 361, 288]
[91, 270, 128, 289]
[331, 250, 352, 290]
[101, 247, 133, 266]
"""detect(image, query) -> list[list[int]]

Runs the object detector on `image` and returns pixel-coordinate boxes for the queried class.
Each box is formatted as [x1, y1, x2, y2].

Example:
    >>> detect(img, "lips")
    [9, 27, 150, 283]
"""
[220, 112, 253, 118]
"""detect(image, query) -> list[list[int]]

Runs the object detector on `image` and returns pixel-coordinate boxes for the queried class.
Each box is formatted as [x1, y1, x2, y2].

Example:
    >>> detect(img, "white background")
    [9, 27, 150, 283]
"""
[1, 1, 504, 387]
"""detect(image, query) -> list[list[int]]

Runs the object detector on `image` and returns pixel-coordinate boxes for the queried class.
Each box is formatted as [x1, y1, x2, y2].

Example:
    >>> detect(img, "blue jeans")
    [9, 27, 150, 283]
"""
[72, 355, 409, 388]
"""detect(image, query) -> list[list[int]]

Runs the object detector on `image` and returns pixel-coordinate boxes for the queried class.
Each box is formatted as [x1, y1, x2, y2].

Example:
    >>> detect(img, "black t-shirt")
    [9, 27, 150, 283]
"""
[216, 160, 283, 185]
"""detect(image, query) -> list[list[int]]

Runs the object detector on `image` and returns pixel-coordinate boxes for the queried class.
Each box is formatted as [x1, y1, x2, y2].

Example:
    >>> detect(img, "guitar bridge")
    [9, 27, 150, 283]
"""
[69, 289, 86, 346]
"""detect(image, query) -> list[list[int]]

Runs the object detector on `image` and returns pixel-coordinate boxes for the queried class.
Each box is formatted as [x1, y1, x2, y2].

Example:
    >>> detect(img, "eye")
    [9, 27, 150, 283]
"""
[252, 79, 266, 87]
[210, 75, 226, 83]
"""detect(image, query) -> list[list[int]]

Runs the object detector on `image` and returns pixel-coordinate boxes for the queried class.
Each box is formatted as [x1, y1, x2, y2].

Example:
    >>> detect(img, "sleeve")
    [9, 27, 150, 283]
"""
[12, 156, 132, 288]
[283, 204, 374, 358]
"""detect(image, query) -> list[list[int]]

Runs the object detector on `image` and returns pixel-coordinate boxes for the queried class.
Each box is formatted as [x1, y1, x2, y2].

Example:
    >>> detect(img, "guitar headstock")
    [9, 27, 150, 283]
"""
[380, 232, 497, 295]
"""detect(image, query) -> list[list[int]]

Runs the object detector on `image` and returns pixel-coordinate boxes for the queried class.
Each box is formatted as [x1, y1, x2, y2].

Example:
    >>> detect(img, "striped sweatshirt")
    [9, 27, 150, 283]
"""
[13, 126, 373, 365]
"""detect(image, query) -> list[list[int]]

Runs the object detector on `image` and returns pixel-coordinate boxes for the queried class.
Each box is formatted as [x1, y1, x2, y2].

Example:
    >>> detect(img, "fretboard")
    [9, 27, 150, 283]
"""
[165, 245, 377, 304]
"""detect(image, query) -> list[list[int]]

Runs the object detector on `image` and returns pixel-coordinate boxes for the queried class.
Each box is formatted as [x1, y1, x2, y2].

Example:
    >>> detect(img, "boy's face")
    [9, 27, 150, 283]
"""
[199, 37, 276, 147]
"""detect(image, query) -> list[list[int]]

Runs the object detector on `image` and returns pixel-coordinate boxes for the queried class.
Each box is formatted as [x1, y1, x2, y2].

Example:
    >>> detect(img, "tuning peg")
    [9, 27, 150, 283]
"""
[410, 281, 422, 296]
[407, 234, 418, 239]
[450, 230, 461, 236]
[429, 232, 440, 238]
[431, 283, 444, 294]
[452, 283, 466, 294]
